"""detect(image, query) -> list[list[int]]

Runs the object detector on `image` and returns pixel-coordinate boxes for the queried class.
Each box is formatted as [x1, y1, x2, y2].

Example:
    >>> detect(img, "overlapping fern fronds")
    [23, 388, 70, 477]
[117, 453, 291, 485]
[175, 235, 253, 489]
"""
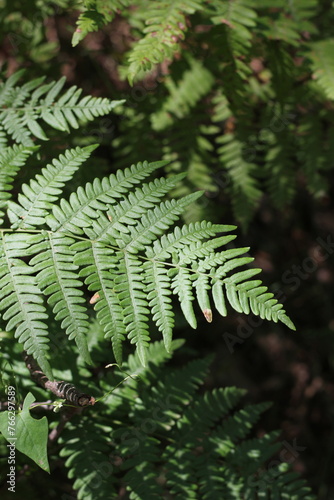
[59, 341, 315, 500]
[0, 143, 294, 379]
[77, 0, 334, 229]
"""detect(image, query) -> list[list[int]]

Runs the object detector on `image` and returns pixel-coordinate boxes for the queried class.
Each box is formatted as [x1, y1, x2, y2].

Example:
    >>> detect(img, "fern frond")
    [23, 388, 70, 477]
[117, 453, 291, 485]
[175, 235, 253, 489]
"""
[258, 10, 301, 46]
[84, 173, 191, 244]
[264, 129, 296, 209]
[2, 152, 294, 368]
[58, 344, 314, 499]
[7, 145, 98, 229]
[115, 252, 150, 366]
[151, 58, 214, 131]
[123, 193, 204, 252]
[297, 116, 328, 196]
[149, 221, 236, 260]
[258, 463, 315, 499]
[266, 41, 296, 104]
[28, 232, 91, 365]
[122, 460, 165, 499]
[226, 430, 281, 476]
[282, 0, 319, 35]
[214, 401, 273, 450]
[59, 417, 117, 500]
[207, 0, 256, 103]
[175, 386, 246, 442]
[152, 107, 220, 224]
[0, 71, 124, 145]
[216, 132, 262, 228]
[75, 240, 126, 365]
[46, 160, 169, 234]
[125, 0, 203, 84]
[108, 187, 200, 362]
[310, 39, 334, 101]
[144, 260, 174, 351]
[116, 338, 185, 384]
[287, 0, 318, 24]
[0, 144, 38, 225]
[163, 387, 245, 497]
[0, 232, 51, 378]
[223, 431, 314, 498]
[72, 0, 131, 47]
[211, 91, 232, 123]
[141, 356, 214, 423]
[208, 0, 257, 52]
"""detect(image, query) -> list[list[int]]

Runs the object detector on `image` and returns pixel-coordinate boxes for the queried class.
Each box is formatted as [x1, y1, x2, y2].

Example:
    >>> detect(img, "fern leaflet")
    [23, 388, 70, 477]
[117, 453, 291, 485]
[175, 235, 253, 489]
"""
[0, 70, 124, 145]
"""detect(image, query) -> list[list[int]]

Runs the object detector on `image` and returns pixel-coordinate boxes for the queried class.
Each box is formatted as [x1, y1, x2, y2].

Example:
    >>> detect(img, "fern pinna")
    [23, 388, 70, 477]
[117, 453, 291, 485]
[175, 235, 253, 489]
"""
[58, 340, 314, 500]
[0, 69, 123, 147]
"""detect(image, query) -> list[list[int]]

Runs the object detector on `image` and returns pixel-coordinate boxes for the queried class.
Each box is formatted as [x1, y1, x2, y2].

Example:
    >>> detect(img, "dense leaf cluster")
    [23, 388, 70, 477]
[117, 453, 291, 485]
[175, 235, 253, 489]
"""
[72, 0, 334, 228]
[58, 340, 315, 499]
[0, 1, 325, 496]
[0, 73, 294, 379]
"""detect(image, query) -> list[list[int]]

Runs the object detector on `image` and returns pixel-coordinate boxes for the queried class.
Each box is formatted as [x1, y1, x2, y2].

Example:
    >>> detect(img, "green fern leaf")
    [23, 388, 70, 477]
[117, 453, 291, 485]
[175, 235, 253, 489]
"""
[0, 232, 51, 378]
[215, 402, 273, 451]
[144, 260, 174, 352]
[209, 0, 257, 51]
[0, 71, 124, 145]
[151, 58, 215, 131]
[149, 221, 237, 260]
[264, 129, 296, 209]
[46, 160, 169, 234]
[258, 10, 301, 46]
[1, 148, 294, 368]
[116, 252, 151, 366]
[310, 39, 334, 101]
[7, 145, 98, 229]
[297, 116, 328, 196]
[28, 232, 91, 365]
[59, 417, 117, 500]
[72, 0, 131, 47]
[0, 144, 38, 225]
[286, 0, 318, 26]
[124, 193, 204, 252]
[73, 240, 126, 365]
[126, 0, 203, 84]
[86, 173, 191, 245]
[217, 132, 262, 229]
[58, 343, 314, 498]
[122, 338, 186, 382]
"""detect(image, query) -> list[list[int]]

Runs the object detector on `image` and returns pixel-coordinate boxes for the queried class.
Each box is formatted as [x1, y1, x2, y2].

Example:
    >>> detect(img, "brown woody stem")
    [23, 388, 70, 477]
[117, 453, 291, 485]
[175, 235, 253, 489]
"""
[23, 352, 96, 408]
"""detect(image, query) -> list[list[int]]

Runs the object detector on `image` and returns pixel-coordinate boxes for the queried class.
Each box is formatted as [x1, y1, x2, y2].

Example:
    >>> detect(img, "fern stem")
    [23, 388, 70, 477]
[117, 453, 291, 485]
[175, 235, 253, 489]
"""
[23, 351, 96, 407]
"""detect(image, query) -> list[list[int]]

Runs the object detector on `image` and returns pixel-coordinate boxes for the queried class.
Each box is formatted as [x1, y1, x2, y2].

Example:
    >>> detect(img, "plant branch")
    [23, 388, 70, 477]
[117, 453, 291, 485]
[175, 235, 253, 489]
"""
[23, 352, 96, 407]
